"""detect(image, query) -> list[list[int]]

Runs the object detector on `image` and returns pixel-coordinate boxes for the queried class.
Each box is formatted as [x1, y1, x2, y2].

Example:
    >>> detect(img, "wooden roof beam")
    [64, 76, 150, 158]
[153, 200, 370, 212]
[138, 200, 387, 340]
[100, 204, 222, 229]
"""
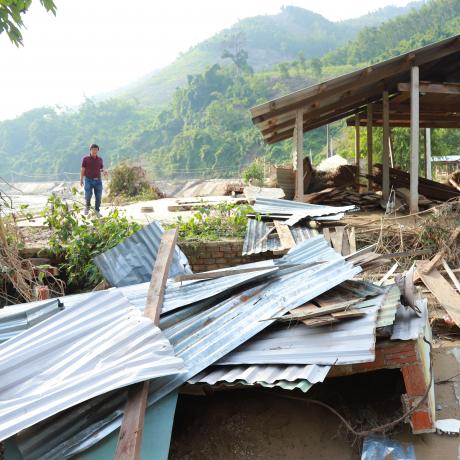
[398, 81, 460, 94]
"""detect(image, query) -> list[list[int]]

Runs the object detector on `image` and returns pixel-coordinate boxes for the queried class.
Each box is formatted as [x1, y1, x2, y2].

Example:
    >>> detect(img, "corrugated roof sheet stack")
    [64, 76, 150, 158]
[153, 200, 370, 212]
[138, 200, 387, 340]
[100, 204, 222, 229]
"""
[243, 197, 357, 256]
[0, 221, 429, 458]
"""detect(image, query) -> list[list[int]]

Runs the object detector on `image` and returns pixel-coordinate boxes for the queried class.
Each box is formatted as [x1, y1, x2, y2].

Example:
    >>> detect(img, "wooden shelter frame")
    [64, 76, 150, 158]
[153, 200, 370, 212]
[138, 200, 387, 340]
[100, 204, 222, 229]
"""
[250, 35, 460, 212]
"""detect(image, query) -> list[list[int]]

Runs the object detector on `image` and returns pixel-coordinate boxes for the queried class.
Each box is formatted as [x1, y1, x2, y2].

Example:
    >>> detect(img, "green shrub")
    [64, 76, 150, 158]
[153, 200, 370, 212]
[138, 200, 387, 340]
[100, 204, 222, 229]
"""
[43, 192, 142, 290]
[168, 203, 254, 241]
[108, 164, 163, 200]
[242, 161, 264, 184]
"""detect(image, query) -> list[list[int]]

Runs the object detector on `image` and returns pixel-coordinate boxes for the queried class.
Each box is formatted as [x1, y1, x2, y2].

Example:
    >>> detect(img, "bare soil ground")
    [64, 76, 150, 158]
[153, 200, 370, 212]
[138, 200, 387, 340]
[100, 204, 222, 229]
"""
[169, 345, 460, 460]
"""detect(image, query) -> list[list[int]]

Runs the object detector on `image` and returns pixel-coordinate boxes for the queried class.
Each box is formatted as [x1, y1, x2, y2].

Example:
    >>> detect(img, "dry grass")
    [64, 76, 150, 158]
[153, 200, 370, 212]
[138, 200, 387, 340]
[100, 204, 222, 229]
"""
[0, 194, 64, 304]
[346, 199, 460, 278]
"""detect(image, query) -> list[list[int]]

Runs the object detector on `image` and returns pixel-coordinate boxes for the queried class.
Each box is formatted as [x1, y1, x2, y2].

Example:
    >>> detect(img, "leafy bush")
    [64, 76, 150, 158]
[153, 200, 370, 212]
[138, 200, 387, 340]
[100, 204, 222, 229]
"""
[43, 193, 142, 290]
[108, 164, 163, 200]
[168, 203, 254, 241]
[242, 161, 264, 184]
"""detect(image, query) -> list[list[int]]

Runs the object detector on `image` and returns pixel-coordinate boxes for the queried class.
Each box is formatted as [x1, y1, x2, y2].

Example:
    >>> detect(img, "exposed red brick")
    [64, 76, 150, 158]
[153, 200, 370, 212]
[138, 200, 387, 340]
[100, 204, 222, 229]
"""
[402, 365, 427, 395]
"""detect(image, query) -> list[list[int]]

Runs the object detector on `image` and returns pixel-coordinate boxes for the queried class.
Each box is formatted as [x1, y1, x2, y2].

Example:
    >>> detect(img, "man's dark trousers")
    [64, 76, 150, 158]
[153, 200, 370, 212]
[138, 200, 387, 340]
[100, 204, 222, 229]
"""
[84, 177, 103, 212]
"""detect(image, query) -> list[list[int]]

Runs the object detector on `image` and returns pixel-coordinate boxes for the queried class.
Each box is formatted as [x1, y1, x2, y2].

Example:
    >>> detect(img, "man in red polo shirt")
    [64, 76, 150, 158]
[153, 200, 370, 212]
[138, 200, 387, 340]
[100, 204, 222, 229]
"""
[80, 144, 105, 215]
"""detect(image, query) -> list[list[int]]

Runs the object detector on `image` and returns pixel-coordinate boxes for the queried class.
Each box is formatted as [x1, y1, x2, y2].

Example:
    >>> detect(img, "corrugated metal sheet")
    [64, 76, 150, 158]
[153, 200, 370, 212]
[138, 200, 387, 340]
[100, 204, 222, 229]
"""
[391, 298, 427, 341]
[16, 236, 361, 458]
[94, 221, 192, 287]
[0, 299, 63, 343]
[377, 284, 401, 329]
[2, 264, 280, 341]
[0, 290, 184, 442]
[217, 301, 380, 366]
[188, 364, 330, 386]
[253, 197, 356, 225]
[242, 218, 319, 255]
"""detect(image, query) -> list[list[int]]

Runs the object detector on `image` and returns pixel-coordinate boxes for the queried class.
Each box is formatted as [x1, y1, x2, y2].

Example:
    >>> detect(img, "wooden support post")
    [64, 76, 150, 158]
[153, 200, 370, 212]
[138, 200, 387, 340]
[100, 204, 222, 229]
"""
[326, 124, 330, 158]
[354, 114, 360, 191]
[425, 128, 432, 179]
[366, 104, 373, 191]
[294, 109, 304, 201]
[382, 91, 390, 203]
[115, 229, 179, 460]
[410, 66, 420, 214]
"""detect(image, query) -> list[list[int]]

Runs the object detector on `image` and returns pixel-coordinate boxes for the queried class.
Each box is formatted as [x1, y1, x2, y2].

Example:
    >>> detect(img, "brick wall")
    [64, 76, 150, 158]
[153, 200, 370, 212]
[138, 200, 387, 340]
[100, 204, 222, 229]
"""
[178, 239, 277, 272]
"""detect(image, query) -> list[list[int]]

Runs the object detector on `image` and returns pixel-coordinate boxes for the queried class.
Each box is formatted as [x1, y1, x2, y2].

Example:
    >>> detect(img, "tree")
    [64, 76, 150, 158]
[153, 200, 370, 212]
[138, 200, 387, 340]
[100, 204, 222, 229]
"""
[278, 63, 290, 79]
[297, 51, 307, 71]
[0, 0, 56, 46]
[221, 31, 253, 75]
[310, 58, 323, 79]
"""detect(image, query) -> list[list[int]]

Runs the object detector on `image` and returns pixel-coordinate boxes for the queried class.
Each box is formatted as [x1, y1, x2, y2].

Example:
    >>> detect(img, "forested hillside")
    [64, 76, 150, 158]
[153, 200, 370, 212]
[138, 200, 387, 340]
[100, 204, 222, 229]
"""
[111, 3, 422, 107]
[323, 0, 460, 65]
[3, 0, 460, 182]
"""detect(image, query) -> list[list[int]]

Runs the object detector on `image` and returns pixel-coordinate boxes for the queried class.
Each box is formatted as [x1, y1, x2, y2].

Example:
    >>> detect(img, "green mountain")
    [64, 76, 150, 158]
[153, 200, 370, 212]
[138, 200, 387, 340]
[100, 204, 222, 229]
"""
[324, 0, 460, 65]
[111, 3, 423, 107]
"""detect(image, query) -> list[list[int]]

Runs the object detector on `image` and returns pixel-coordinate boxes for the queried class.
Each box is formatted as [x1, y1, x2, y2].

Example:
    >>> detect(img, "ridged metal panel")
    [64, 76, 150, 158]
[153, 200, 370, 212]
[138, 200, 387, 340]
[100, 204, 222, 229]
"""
[16, 236, 361, 458]
[0, 299, 63, 343]
[188, 364, 330, 386]
[218, 303, 379, 365]
[391, 298, 427, 341]
[94, 221, 192, 287]
[0, 290, 184, 442]
[3, 264, 280, 337]
[253, 197, 356, 225]
[377, 284, 401, 329]
[242, 218, 319, 255]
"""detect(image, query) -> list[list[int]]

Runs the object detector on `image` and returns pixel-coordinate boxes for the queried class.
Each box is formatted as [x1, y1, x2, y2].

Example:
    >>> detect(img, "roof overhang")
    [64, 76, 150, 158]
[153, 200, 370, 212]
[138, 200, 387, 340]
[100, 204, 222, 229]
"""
[251, 35, 460, 144]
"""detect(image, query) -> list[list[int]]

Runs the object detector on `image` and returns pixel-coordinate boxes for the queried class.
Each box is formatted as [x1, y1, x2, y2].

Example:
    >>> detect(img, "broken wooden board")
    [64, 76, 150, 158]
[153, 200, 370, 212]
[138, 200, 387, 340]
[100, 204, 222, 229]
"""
[115, 229, 178, 460]
[330, 227, 344, 255]
[442, 259, 460, 293]
[302, 316, 339, 327]
[416, 261, 460, 327]
[331, 309, 365, 319]
[348, 227, 356, 253]
[274, 220, 296, 250]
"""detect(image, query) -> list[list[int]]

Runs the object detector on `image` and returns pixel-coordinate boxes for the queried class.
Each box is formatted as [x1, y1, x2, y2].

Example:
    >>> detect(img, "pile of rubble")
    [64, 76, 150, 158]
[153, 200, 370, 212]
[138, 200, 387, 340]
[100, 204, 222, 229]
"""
[1, 197, 448, 457]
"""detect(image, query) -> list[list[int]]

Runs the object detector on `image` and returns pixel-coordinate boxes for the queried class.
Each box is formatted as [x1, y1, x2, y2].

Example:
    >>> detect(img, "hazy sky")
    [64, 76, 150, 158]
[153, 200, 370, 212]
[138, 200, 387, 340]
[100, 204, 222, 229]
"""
[0, 0, 414, 121]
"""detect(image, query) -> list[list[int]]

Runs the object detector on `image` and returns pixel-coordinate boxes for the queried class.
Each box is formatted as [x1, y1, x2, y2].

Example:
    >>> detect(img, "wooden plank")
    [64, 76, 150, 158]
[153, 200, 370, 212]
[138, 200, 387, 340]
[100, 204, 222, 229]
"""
[425, 128, 432, 179]
[115, 228, 178, 460]
[382, 90, 390, 203]
[417, 262, 460, 327]
[331, 227, 344, 255]
[175, 262, 320, 282]
[376, 262, 399, 286]
[398, 82, 460, 95]
[144, 229, 179, 323]
[410, 66, 420, 214]
[367, 103, 373, 191]
[441, 259, 460, 293]
[355, 113, 360, 190]
[418, 227, 460, 276]
[348, 227, 357, 253]
[274, 220, 296, 250]
[174, 266, 277, 282]
[114, 382, 150, 460]
[322, 227, 331, 246]
[341, 228, 351, 257]
[331, 309, 365, 319]
[302, 316, 339, 327]
[294, 109, 304, 201]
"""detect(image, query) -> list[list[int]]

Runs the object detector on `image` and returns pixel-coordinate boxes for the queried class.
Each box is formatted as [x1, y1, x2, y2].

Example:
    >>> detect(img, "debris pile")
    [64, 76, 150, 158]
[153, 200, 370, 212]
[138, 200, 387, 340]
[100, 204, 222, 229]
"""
[0, 211, 439, 457]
